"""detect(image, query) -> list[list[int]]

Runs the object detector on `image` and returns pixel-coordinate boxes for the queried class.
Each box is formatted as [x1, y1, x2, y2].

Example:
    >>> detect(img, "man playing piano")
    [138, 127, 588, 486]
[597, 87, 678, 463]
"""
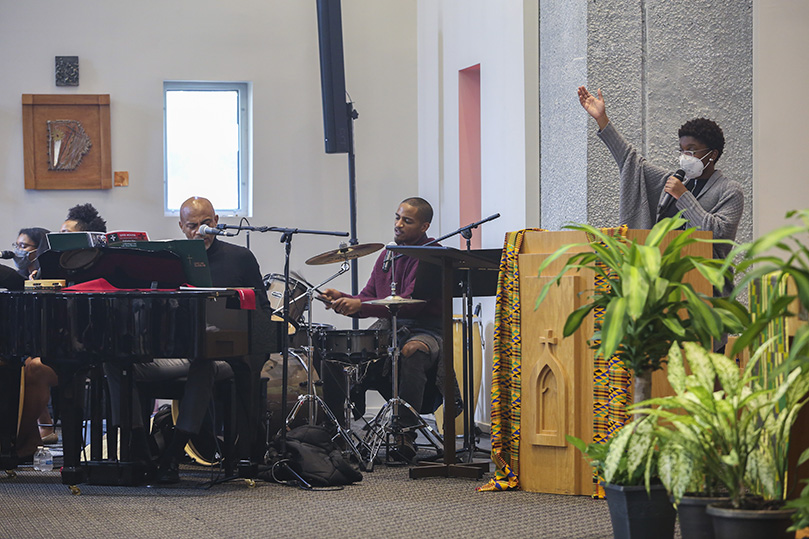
[106, 196, 273, 484]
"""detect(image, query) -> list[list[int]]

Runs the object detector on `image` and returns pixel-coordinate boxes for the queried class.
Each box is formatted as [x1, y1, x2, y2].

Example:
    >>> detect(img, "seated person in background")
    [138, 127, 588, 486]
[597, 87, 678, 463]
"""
[12, 227, 49, 279]
[10, 206, 107, 460]
[320, 197, 456, 461]
[60, 202, 107, 233]
[3, 228, 57, 459]
[105, 196, 273, 484]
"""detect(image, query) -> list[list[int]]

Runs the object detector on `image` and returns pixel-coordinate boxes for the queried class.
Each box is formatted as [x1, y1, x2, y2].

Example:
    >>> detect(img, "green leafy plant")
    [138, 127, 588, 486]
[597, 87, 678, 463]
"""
[643, 341, 809, 508]
[727, 208, 809, 364]
[567, 415, 659, 490]
[537, 215, 747, 404]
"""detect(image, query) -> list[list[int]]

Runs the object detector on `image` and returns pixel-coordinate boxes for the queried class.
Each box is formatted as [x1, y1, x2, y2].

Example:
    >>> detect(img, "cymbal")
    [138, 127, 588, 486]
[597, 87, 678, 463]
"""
[364, 295, 426, 306]
[305, 242, 384, 265]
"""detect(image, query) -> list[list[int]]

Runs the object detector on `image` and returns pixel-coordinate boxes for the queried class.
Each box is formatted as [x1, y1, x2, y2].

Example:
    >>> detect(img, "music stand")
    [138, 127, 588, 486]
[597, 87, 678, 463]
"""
[389, 245, 500, 479]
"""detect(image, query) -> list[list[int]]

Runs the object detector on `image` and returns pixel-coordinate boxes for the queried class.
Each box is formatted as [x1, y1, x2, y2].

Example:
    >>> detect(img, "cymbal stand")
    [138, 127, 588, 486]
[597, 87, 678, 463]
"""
[285, 261, 375, 471]
[364, 281, 444, 465]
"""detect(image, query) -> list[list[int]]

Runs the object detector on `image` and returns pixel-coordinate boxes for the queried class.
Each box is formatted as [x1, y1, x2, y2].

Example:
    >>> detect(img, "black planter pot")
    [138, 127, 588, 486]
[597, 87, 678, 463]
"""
[603, 482, 677, 539]
[675, 495, 729, 539]
[705, 503, 796, 539]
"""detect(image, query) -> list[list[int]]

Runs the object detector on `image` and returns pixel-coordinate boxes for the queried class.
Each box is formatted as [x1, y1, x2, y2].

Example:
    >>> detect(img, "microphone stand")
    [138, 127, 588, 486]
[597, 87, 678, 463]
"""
[390, 213, 499, 462]
[217, 222, 348, 484]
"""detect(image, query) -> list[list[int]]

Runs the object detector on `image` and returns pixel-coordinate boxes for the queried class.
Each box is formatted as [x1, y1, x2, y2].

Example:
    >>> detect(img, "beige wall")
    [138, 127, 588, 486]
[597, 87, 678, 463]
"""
[753, 0, 809, 237]
[0, 1, 417, 331]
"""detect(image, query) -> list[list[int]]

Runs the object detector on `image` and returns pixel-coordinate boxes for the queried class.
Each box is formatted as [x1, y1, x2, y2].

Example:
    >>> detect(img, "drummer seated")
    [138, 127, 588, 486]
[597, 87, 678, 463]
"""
[319, 197, 459, 461]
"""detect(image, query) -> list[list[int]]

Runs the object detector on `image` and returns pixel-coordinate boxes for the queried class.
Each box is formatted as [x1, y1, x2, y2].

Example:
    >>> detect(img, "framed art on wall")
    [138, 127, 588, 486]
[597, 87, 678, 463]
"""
[22, 94, 111, 190]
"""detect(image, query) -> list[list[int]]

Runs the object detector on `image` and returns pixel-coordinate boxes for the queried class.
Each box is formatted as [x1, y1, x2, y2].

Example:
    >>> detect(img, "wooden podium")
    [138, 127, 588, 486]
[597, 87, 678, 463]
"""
[515, 229, 711, 494]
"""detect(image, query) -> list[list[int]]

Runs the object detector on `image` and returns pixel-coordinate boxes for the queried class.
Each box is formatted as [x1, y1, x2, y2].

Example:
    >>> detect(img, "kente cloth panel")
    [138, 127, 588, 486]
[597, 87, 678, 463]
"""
[591, 225, 630, 498]
[477, 229, 541, 492]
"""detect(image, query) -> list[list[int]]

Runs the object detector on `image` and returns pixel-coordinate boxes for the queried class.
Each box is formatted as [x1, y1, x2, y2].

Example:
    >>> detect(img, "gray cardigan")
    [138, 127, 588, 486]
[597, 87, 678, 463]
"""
[597, 122, 744, 261]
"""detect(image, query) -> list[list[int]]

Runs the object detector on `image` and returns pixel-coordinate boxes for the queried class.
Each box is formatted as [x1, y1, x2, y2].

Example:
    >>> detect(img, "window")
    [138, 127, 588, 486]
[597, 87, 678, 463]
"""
[163, 81, 251, 216]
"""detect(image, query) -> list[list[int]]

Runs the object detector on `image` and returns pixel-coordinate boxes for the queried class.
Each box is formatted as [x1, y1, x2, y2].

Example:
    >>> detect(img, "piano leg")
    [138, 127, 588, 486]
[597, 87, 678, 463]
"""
[0, 358, 23, 470]
[58, 365, 88, 485]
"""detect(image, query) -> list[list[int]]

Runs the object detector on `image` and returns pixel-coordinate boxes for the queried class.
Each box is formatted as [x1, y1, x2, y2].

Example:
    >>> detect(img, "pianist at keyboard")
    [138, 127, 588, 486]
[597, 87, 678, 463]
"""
[104, 196, 274, 484]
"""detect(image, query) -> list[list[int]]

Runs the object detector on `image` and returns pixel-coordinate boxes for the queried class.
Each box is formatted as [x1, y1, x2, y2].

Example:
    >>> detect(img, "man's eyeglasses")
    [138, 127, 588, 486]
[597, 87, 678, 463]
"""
[12, 242, 36, 250]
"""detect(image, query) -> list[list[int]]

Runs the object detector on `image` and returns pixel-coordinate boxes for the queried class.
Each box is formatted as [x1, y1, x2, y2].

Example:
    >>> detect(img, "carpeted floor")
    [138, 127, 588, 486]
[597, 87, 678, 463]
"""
[0, 425, 681, 538]
[1, 462, 620, 539]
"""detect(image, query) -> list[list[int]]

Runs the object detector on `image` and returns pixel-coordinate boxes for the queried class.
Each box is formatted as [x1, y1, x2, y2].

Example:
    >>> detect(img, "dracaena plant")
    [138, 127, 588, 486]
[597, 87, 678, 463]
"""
[727, 208, 809, 367]
[536, 214, 747, 404]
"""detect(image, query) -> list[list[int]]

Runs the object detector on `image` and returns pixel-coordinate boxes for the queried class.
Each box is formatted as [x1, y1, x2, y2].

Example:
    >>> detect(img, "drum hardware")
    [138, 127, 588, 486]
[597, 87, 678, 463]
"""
[362, 281, 444, 465]
[284, 260, 377, 471]
[225, 223, 349, 482]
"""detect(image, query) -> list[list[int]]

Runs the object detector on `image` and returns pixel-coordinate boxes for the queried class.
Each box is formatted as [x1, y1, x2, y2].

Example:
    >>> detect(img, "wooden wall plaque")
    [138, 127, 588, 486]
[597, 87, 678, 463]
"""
[22, 94, 112, 190]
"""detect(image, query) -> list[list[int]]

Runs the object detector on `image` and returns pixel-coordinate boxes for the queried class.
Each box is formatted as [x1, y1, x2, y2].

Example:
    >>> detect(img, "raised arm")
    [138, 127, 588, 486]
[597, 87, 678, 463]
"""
[578, 86, 610, 130]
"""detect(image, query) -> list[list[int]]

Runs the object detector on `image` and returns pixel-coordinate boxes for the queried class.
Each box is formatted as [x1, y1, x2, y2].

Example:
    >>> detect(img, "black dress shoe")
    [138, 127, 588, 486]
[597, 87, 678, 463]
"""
[155, 460, 180, 484]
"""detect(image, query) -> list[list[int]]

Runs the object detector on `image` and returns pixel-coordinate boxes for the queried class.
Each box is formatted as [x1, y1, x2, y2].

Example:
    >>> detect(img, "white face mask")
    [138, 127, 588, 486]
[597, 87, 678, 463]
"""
[678, 152, 713, 180]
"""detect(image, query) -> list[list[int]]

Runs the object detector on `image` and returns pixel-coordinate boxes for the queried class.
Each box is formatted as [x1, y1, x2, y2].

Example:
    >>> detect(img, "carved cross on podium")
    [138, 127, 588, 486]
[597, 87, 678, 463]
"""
[528, 328, 568, 447]
[538, 329, 558, 350]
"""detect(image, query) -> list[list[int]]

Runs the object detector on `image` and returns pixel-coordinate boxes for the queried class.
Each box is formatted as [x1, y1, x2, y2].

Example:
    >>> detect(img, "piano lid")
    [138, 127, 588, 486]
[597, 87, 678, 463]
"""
[37, 244, 212, 289]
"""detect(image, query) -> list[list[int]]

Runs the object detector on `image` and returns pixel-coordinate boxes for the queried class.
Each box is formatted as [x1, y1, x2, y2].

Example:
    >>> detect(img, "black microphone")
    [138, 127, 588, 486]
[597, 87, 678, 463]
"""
[199, 225, 234, 236]
[0, 251, 15, 259]
[382, 242, 396, 273]
[656, 169, 687, 222]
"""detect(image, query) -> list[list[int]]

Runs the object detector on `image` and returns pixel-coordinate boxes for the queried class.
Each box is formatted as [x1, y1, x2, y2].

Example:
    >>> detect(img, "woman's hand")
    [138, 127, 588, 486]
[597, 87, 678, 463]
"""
[578, 86, 609, 130]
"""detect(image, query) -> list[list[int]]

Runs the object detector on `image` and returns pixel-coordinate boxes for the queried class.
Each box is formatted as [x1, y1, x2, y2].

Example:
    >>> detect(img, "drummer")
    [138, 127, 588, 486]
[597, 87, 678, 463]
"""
[320, 197, 450, 462]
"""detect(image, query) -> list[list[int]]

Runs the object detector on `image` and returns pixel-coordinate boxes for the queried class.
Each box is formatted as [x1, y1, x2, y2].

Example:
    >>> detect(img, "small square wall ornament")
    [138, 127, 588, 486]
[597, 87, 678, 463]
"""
[55, 56, 79, 87]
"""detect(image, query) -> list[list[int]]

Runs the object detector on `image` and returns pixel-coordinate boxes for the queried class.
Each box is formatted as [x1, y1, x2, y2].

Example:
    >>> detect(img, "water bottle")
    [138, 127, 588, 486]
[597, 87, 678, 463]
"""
[33, 446, 44, 471]
[40, 446, 54, 472]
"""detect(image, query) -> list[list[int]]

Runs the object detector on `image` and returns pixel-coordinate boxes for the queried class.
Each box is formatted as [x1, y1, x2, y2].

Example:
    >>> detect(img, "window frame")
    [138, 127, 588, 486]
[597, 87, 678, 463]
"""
[163, 80, 252, 217]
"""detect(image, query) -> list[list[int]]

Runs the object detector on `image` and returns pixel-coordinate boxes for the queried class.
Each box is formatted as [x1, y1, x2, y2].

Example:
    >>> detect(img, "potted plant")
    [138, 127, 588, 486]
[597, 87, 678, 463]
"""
[643, 341, 809, 539]
[537, 215, 746, 405]
[568, 417, 676, 539]
[725, 209, 809, 535]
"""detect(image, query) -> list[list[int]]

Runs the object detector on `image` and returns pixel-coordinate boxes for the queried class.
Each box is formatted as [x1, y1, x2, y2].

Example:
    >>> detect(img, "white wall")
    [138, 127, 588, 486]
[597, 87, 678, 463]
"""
[0, 1, 417, 331]
[753, 0, 809, 237]
[417, 0, 540, 427]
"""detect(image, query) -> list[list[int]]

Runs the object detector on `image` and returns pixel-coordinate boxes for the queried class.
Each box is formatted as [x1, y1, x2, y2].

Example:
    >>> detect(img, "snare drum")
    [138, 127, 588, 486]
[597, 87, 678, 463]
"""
[264, 273, 308, 330]
[291, 322, 335, 349]
[317, 329, 390, 361]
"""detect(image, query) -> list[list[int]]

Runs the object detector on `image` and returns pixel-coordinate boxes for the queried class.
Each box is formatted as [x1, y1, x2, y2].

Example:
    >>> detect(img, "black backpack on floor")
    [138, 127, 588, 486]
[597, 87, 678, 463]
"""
[264, 424, 362, 487]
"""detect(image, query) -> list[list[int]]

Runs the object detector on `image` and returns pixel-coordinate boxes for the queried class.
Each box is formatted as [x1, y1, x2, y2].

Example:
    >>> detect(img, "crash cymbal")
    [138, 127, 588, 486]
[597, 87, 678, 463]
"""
[364, 295, 426, 306]
[305, 242, 384, 265]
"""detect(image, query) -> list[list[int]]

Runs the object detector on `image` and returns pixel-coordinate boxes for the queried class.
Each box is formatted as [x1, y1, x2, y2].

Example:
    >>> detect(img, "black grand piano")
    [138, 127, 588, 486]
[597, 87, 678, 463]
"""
[0, 243, 277, 487]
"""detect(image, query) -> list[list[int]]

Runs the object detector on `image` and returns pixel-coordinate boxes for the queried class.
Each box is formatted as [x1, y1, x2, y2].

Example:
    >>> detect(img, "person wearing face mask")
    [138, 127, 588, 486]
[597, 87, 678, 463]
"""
[577, 86, 744, 280]
[12, 227, 49, 279]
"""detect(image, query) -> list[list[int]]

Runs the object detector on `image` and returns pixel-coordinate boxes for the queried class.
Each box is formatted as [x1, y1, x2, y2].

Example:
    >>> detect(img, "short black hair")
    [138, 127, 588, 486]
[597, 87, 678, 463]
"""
[66, 203, 107, 232]
[678, 118, 725, 161]
[400, 197, 433, 224]
[17, 227, 50, 249]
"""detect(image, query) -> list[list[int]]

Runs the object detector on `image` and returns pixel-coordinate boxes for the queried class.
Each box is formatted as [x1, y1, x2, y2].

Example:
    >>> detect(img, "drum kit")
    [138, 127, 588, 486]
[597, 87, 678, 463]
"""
[263, 241, 443, 470]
